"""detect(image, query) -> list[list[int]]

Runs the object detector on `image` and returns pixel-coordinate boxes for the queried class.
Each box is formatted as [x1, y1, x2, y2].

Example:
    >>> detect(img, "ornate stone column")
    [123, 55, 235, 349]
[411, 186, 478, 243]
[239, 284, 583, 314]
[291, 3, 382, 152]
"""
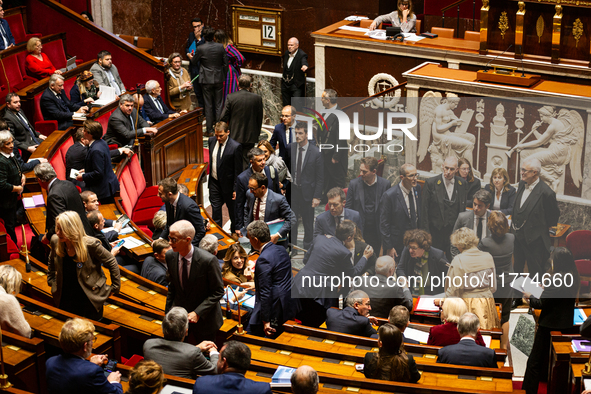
[91, 0, 113, 32]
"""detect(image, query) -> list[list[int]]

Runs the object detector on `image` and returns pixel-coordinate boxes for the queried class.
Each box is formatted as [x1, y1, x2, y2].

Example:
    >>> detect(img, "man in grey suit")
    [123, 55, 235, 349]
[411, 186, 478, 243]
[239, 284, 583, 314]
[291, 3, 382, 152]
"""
[220, 75, 263, 168]
[104, 94, 158, 147]
[191, 26, 228, 137]
[143, 307, 219, 379]
[451, 189, 492, 257]
[90, 50, 126, 95]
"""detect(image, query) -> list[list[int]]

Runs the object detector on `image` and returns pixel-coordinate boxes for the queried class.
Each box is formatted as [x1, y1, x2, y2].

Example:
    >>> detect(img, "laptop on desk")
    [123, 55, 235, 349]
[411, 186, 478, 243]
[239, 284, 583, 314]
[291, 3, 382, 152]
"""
[59, 56, 77, 73]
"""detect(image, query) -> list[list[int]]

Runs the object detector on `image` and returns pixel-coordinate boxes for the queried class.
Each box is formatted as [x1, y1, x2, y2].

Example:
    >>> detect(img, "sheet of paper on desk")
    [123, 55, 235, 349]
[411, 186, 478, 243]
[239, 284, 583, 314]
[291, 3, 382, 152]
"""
[93, 85, 116, 106]
[102, 226, 134, 235]
[160, 385, 192, 394]
[72, 113, 86, 119]
[511, 276, 543, 299]
[482, 335, 492, 347]
[344, 16, 369, 21]
[402, 33, 426, 42]
[121, 237, 145, 249]
[366, 30, 387, 40]
[23, 194, 45, 209]
[404, 327, 430, 344]
[339, 25, 370, 32]
[415, 296, 441, 312]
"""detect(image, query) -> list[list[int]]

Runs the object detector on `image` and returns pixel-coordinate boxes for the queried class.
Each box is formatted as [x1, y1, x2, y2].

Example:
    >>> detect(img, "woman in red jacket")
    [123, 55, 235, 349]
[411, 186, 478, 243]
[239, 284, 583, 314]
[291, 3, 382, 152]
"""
[427, 297, 487, 347]
[25, 37, 62, 80]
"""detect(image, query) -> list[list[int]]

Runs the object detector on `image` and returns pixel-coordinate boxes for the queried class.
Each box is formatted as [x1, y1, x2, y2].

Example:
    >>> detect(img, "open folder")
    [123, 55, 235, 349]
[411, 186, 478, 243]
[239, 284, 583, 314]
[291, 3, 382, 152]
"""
[92, 85, 117, 106]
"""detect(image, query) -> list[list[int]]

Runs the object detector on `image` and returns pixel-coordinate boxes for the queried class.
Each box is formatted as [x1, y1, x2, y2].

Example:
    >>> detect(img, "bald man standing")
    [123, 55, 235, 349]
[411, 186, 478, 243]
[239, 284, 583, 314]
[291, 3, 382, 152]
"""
[281, 37, 308, 106]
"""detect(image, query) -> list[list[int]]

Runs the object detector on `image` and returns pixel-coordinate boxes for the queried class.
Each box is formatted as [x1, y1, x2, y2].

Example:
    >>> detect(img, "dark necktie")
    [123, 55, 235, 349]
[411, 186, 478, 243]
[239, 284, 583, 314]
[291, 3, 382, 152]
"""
[477, 217, 483, 240]
[409, 190, 417, 228]
[181, 257, 190, 289]
[216, 143, 223, 173]
[255, 198, 261, 220]
[129, 115, 135, 131]
[335, 215, 341, 227]
[17, 112, 39, 144]
[296, 147, 303, 185]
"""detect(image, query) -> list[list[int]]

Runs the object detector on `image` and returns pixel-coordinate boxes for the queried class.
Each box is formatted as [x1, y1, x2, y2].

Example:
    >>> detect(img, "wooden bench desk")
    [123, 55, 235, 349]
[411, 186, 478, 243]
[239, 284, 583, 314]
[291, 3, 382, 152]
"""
[2, 331, 46, 394]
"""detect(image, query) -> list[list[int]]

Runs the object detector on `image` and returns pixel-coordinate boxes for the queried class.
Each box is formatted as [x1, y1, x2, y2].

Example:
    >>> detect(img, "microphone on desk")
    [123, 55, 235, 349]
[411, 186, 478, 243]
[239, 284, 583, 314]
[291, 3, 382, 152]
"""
[520, 46, 526, 77]
[483, 44, 513, 72]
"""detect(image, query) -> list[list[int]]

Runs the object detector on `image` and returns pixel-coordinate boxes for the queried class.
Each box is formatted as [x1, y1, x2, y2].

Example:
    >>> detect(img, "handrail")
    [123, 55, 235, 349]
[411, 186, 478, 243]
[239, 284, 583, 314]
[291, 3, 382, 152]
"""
[0, 32, 65, 59]
[441, 0, 468, 13]
[340, 81, 407, 111]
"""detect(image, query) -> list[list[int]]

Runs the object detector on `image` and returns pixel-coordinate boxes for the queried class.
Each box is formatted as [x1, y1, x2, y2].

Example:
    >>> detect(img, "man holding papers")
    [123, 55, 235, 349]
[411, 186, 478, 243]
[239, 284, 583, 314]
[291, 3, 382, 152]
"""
[242, 172, 295, 248]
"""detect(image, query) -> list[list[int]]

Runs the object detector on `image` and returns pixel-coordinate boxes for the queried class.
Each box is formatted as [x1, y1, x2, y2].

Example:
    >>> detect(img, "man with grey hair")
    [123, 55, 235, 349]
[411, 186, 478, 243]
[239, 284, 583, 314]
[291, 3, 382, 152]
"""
[420, 156, 467, 259]
[355, 256, 413, 318]
[143, 80, 181, 123]
[325, 290, 378, 338]
[291, 365, 319, 394]
[0, 129, 24, 243]
[281, 37, 308, 106]
[388, 305, 418, 344]
[40, 74, 87, 130]
[104, 94, 158, 147]
[198, 234, 223, 269]
[165, 219, 224, 344]
[437, 312, 497, 368]
[451, 189, 493, 257]
[219, 74, 263, 167]
[34, 162, 93, 244]
[143, 306, 219, 379]
[511, 156, 559, 308]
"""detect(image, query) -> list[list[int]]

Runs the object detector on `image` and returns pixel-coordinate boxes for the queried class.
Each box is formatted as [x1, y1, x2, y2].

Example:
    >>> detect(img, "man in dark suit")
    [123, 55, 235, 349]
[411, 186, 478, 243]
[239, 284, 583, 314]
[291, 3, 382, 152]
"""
[219, 75, 263, 168]
[40, 74, 87, 130]
[419, 156, 467, 259]
[451, 189, 493, 258]
[270, 105, 296, 165]
[143, 307, 218, 379]
[395, 229, 449, 296]
[0, 7, 15, 50]
[313, 187, 362, 239]
[185, 17, 205, 109]
[104, 94, 158, 147]
[319, 89, 347, 197]
[165, 219, 224, 344]
[208, 121, 242, 233]
[511, 157, 560, 308]
[4, 93, 47, 161]
[326, 290, 378, 338]
[77, 120, 120, 204]
[143, 80, 181, 123]
[287, 122, 323, 251]
[242, 173, 295, 248]
[281, 37, 308, 106]
[388, 305, 420, 344]
[34, 162, 93, 244]
[355, 256, 413, 318]
[46, 318, 122, 394]
[246, 221, 297, 337]
[380, 163, 421, 261]
[158, 177, 206, 247]
[234, 147, 279, 236]
[346, 156, 390, 254]
[294, 221, 369, 327]
[437, 312, 497, 368]
[191, 26, 228, 136]
[0, 130, 24, 243]
[193, 341, 272, 394]
[140, 239, 171, 286]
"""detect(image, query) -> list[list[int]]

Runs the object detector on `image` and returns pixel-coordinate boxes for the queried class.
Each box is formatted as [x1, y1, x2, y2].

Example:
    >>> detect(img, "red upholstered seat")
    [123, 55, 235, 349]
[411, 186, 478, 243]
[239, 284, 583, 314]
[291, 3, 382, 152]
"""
[0, 55, 36, 92]
[117, 155, 161, 226]
[97, 109, 115, 134]
[139, 226, 153, 238]
[35, 120, 58, 137]
[42, 39, 67, 69]
[203, 148, 210, 174]
[4, 13, 41, 44]
[48, 137, 73, 180]
[566, 230, 591, 293]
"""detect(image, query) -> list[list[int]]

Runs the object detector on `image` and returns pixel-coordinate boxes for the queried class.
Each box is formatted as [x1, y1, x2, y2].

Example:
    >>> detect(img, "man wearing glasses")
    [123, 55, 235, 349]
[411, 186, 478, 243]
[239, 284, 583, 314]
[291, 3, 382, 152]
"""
[165, 220, 224, 344]
[511, 157, 559, 307]
[379, 163, 421, 262]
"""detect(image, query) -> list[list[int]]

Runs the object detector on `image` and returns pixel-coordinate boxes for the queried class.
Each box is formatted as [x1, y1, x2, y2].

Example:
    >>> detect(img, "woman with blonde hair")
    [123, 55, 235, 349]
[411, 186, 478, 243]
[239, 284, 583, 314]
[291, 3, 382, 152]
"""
[125, 360, 165, 394]
[363, 323, 421, 383]
[484, 167, 516, 216]
[221, 244, 254, 288]
[25, 37, 62, 79]
[70, 70, 101, 107]
[445, 227, 499, 330]
[257, 140, 291, 187]
[0, 265, 31, 337]
[48, 211, 121, 320]
[427, 297, 486, 347]
[166, 52, 193, 111]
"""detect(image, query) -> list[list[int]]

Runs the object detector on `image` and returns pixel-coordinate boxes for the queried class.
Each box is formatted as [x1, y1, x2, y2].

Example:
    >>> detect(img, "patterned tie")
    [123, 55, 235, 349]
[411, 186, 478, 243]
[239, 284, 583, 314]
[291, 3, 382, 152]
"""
[155, 97, 164, 114]
[255, 198, 261, 221]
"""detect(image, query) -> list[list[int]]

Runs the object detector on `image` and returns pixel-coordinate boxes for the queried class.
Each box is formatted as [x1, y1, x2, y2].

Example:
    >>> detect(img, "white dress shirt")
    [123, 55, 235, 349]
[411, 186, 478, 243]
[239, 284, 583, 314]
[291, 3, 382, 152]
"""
[287, 49, 298, 69]
[520, 178, 540, 208]
[444, 177, 455, 200]
[211, 141, 226, 181]
[178, 245, 194, 279]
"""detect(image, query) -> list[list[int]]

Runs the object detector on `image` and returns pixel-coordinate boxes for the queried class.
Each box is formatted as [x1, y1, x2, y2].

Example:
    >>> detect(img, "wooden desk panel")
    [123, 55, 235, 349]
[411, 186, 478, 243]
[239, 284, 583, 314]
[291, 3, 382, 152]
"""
[177, 163, 208, 206]
[1, 331, 44, 394]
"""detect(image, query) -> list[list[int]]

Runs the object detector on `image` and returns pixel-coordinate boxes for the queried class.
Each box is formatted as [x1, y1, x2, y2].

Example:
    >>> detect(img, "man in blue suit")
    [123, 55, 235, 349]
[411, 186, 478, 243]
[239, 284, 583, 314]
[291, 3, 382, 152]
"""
[46, 318, 122, 394]
[143, 80, 181, 123]
[379, 163, 421, 261]
[209, 121, 242, 233]
[0, 7, 15, 51]
[326, 290, 378, 338]
[287, 122, 323, 251]
[246, 220, 297, 337]
[234, 147, 279, 236]
[40, 74, 87, 130]
[270, 105, 295, 164]
[437, 312, 497, 368]
[242, 173, 295, 248]
[345, 156, 390, 255]
[76, 120, 119, 204]
[313, 187, 362, 239]
[193, 341, 271, 394]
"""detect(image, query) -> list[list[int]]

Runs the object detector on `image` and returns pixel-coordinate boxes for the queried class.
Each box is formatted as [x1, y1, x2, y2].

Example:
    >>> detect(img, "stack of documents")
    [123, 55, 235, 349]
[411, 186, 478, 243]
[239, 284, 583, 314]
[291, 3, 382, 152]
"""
[23, 195, 45, 209]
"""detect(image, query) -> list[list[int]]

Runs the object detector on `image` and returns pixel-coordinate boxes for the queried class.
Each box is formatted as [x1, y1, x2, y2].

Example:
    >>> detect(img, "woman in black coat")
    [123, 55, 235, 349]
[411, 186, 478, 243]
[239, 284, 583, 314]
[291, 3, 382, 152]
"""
[522, 247, 579, 394]
[458, 158, 481, 208]
[484, 167, 516, 216]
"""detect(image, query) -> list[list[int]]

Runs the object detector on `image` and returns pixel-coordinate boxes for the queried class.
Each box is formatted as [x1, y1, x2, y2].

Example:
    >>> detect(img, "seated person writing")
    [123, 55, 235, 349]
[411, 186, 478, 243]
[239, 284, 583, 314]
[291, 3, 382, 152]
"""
[143, 307, 218, 379]
[436, 312, 497, 368]
[140, 239, 170, 286]
[326, 290, 378, 338]
[427, 297, 486, 347]
[369, 0, 416, 33]
[363, 323, 421, 383]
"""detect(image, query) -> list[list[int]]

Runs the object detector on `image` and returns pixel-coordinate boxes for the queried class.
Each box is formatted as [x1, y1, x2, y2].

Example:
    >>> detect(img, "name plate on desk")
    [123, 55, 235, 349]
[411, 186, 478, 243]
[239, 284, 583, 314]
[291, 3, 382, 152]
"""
[477, 67, 541, 87]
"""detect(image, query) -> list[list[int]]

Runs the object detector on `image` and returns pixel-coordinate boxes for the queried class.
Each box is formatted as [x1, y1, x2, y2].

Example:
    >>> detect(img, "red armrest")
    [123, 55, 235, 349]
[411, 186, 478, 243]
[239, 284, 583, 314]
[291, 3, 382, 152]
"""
[35, 120, 58, 136]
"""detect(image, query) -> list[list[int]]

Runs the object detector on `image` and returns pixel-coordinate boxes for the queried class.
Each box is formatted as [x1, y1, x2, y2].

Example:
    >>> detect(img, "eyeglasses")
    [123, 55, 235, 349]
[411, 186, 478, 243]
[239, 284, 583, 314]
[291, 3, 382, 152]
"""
[169, 237, 182, 244]
[520, 169, 533, 174]
[405, 173, 418, 178]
